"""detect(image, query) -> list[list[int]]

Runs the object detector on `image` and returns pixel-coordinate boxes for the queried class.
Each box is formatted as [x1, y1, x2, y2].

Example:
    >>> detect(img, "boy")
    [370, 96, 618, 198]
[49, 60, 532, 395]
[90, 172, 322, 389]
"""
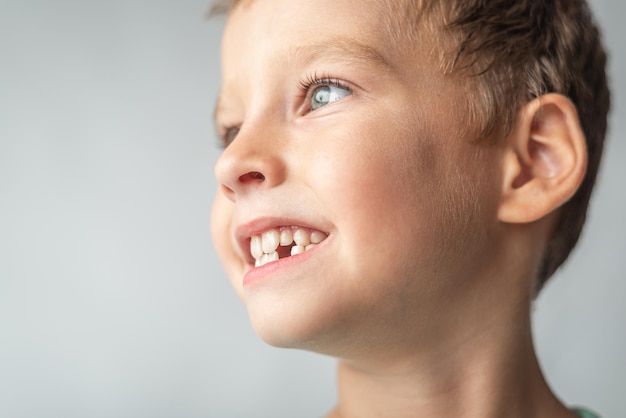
[210, 0, 610, 417]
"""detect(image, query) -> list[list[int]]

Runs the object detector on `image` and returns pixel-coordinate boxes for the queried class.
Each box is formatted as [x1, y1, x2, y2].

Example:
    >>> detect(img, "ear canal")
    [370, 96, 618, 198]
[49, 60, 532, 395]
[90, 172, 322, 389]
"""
[497, 94, 587, 224]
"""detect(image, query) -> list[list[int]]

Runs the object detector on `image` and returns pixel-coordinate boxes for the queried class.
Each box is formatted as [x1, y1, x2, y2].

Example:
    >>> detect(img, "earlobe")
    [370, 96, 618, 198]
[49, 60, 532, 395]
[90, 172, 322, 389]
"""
[497, 94, 588, 224]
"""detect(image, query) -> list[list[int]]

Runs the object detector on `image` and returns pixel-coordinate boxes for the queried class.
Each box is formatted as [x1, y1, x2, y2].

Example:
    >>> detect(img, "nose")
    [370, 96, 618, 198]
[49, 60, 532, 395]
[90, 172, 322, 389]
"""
[214, 126, 287, 202]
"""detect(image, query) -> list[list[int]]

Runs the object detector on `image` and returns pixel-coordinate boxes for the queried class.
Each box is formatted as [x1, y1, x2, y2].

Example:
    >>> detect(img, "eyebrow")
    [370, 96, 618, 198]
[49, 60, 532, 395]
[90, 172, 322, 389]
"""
[289, 37, 395, 72]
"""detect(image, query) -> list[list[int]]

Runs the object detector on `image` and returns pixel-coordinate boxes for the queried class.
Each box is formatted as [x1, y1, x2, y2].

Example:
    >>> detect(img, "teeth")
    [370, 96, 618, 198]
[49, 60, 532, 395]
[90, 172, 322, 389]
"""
[249, 226, 328, 268]
[250, 235, 263, 259]
[280, 229, 293, 246]
[261, 252, 278, 265]
[261, 229, 279, 253]
[291, 245, 305, 256]
[293, 228, 310, 246]
[310, 231, 325, 244]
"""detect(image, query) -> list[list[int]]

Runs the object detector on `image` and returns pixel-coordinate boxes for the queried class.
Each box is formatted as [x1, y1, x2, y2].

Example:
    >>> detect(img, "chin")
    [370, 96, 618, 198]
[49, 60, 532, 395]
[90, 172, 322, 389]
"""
[244, 295, 355, 354]
[247, 305, 320, 349]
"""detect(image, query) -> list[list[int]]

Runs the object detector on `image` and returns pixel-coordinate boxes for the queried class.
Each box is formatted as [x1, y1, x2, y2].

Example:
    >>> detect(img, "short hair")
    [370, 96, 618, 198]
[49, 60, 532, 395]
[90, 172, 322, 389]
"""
[210, 0, 611, 291]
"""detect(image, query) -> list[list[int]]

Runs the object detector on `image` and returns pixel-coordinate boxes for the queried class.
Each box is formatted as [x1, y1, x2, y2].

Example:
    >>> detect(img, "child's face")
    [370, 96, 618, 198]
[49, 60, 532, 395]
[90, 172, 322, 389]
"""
[212, 0, 504, 356]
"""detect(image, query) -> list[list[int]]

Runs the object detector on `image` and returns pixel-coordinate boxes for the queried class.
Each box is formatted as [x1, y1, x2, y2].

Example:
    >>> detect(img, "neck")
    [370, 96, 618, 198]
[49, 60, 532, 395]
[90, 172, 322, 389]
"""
[326, 307, 574, 418]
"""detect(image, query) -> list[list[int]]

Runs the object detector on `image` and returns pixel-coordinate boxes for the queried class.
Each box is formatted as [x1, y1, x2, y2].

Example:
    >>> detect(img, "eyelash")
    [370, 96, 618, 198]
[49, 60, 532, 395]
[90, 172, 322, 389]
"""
[217, 125, 240, 149]
[217, 73, 352, 148]
[297, 72, 352, 111]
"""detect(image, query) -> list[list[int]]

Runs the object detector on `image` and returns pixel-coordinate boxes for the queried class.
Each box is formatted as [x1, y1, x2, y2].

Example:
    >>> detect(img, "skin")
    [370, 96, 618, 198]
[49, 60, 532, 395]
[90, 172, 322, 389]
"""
[211, 0, 586, 417]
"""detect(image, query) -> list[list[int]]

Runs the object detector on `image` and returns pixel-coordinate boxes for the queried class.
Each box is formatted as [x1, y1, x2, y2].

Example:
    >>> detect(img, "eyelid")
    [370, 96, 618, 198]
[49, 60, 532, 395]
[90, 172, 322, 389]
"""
[215, 74, 355, 148]
[298, 73, 354, 114]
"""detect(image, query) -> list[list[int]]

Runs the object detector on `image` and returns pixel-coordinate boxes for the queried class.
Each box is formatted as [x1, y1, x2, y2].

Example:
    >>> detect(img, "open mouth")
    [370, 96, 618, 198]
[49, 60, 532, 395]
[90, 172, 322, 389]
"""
[250, 227, 328, 268]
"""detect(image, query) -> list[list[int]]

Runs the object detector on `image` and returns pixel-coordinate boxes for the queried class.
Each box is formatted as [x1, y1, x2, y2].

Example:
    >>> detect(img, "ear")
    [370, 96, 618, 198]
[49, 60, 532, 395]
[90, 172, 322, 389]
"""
[498, 94, 587, 224]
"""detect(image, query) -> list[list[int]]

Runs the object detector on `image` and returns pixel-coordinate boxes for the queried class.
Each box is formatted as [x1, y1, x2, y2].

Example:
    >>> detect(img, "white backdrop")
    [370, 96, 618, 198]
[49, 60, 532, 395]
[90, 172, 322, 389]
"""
[0, 1, 623, 417]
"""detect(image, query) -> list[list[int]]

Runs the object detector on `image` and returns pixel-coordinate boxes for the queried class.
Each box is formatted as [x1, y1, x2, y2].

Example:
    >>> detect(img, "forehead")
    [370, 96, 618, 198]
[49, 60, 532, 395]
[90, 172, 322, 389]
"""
[211, 2, 478, 148]
[225, 0, 435, 69]
[217, 0, 437, 106]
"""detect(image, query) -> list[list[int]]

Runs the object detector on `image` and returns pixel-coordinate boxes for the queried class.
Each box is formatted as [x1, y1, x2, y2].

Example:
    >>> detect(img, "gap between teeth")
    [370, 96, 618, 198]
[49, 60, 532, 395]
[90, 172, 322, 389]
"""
[251, 227, 327, 267]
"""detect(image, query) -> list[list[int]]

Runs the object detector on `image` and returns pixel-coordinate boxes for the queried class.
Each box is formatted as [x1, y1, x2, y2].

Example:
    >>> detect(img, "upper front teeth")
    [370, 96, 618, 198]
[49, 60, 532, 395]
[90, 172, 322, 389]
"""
[280, 229, 292, 246]
[251, 227, 327, 267]
[261, 229, 279, 253]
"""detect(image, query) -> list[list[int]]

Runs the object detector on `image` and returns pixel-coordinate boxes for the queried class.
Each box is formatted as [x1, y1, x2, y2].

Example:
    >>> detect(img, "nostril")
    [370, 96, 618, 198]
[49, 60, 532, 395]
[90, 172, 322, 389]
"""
[240, 171, 266, 182]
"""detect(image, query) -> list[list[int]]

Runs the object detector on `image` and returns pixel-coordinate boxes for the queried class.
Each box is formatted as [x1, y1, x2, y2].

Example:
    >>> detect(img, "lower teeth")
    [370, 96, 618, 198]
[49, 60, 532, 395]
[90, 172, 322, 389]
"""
[291, 245, 305, 256]
[254, 243, 318, 267]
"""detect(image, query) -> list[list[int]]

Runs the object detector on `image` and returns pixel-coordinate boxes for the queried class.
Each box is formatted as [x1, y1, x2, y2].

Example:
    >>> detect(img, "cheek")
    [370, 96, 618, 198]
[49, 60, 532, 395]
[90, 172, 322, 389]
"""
[308, 110, 494, 284]
[315, 115, 439, 237]
[303, 121, 437, 286]
[211, 191, 244, 297]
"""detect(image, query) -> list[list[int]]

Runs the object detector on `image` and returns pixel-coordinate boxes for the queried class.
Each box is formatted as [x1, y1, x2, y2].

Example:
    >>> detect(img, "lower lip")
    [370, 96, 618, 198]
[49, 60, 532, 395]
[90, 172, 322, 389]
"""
[242, 239, 327, 287]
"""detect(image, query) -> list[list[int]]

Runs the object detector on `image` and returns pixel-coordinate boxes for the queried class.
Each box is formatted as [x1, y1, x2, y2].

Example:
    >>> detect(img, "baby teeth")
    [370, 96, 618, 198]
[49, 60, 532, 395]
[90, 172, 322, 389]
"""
[262, 229, 279, 253]
[250, 235, 263, 259]
[310, 231, 325, 244]
[250, 226, 328, 268]
[280, 229, 293, 246]
[261, 252, 278, 265]
[291, 245, 305, 256]
[293, 229, 310, 246]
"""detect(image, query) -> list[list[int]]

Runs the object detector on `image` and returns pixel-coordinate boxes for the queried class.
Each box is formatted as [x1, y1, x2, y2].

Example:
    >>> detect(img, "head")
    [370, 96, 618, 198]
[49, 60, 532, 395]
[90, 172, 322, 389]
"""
[210, 0, 609, 360]
[212, 0, 610, 286]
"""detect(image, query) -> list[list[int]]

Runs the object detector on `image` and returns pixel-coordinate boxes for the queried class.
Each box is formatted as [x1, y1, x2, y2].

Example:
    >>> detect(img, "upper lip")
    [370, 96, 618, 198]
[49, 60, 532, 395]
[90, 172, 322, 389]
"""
[235, 216, 331, 265]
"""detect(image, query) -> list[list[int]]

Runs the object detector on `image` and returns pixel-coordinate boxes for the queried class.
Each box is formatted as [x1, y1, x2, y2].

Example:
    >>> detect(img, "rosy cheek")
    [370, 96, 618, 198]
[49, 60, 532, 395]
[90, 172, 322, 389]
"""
[211, 193, 248, 301]
[211, 192, 237, 268]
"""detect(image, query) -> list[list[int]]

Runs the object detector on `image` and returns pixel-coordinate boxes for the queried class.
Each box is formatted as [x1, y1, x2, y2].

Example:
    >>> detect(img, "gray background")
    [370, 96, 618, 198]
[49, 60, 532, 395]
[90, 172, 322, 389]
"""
[0, 1, 623, 417]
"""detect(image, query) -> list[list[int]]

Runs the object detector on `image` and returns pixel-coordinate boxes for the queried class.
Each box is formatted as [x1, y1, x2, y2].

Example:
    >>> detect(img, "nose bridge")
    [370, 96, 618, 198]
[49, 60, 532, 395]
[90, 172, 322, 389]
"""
[214, 118, 287, 199]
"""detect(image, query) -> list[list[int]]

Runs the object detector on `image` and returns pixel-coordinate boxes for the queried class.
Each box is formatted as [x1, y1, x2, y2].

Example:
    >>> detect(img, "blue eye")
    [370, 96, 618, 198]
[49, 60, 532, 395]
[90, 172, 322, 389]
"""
[310, 84, 351, 110]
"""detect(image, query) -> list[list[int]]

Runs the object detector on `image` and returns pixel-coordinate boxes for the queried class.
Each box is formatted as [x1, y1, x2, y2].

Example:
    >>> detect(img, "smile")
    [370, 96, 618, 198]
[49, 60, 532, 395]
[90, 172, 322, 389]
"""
[250, 227, 328, 267]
